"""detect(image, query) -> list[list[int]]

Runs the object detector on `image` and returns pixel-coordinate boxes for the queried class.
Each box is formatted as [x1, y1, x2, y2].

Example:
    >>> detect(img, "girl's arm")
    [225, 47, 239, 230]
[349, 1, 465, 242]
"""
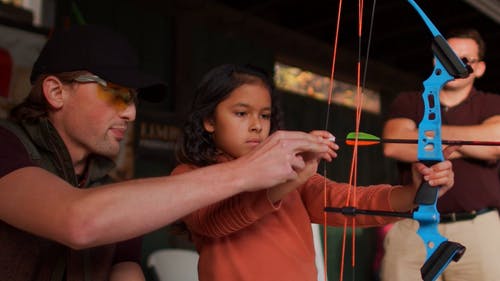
[301, 149, 455, 227]
[172, 164, 279, 238]
[301, 175, 399, 227]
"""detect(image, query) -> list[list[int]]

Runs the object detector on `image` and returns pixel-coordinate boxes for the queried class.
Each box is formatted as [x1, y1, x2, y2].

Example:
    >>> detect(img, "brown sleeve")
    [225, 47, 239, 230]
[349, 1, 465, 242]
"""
[386, 91, 422, 123]
[478, 92, 500, 121]
[0, 127, 36, 178]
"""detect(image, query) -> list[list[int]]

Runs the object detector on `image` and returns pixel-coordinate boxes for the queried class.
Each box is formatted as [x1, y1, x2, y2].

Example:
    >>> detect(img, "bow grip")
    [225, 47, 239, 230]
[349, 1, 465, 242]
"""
[421, 241, 466, 281]
[414, 161, 439, 205]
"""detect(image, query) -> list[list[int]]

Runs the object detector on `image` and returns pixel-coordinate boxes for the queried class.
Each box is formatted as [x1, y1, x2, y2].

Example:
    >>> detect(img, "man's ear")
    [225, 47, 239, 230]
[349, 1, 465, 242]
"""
[42, 76, 66, 109]
[473, 61, 486, 79]
[203, 117, 215, 133]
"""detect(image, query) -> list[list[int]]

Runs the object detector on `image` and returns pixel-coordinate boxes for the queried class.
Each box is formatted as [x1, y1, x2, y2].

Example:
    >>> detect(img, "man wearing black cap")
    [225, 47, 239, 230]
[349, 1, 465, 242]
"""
[0, 25, 335, 281]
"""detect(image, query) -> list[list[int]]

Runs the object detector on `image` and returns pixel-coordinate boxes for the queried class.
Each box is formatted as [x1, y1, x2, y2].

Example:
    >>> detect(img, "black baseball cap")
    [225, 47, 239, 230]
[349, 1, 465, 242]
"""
[30, 24, 166, 102]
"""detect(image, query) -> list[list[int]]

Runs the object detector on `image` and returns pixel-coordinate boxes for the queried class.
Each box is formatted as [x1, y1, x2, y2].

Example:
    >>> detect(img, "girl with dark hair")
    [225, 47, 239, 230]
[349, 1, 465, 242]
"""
[177, 64, 283, 167]
[172, 64, 455, 281]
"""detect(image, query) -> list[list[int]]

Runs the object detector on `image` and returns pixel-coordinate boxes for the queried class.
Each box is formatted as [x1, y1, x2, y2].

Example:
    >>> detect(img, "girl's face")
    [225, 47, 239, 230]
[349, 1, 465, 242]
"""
[204, 82, 272, 159]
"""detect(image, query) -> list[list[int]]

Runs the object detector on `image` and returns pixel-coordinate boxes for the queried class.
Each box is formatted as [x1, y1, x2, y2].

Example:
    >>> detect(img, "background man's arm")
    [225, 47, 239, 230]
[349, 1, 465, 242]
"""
[441, 115, 500, 160]
[383, 115, 500, 162]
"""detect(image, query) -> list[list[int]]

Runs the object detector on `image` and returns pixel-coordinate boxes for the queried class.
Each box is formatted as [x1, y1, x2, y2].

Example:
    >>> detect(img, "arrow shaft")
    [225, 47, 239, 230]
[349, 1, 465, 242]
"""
[441, 140, 500, 146]
[339, 138, 500, 146]
[383, 138, 500, 146]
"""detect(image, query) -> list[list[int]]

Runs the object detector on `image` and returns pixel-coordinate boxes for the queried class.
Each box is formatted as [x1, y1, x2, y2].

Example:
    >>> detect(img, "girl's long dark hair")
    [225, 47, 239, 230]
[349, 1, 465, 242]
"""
[176, 64, 283, 167]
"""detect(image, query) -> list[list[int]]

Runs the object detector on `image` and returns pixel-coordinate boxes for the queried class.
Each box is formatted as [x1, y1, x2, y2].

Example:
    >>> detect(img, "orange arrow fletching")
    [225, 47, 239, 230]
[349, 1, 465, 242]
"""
[346, 139, 380, 146]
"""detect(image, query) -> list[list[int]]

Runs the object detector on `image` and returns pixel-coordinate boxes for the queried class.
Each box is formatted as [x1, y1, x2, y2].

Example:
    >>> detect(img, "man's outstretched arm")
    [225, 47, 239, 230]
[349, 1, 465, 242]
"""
[0, 130, 333, 249]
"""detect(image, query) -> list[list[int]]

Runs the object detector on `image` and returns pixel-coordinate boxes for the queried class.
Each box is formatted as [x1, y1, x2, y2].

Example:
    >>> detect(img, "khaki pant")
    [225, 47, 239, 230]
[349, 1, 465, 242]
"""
[380, 210, 500, 281]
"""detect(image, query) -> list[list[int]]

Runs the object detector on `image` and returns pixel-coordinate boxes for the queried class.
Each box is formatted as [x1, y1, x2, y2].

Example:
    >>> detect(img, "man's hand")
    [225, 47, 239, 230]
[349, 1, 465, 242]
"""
[234, 130, 336, 192]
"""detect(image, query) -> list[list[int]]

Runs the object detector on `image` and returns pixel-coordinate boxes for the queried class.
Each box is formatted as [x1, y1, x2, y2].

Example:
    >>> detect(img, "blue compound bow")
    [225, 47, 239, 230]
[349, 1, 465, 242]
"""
[407, 0, 468, 280]
[325, 1, 469, 280]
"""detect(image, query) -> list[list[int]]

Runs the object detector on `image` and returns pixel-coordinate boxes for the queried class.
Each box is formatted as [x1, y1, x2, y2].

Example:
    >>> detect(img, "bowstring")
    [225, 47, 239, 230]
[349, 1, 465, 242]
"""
[322, 0, 344, 280]
[344, 0, 365, 278]
[322, 0, 377, 280]
[348, 0, 378, 278]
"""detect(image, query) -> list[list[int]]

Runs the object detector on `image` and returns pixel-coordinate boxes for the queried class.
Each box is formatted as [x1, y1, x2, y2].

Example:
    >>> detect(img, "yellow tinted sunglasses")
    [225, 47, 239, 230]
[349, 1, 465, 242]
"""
[73, 74, 138, 105]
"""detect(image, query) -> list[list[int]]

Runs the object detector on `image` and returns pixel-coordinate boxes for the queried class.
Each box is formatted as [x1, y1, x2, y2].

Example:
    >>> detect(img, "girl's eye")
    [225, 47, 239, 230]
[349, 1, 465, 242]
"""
[235, 111, 247, 117]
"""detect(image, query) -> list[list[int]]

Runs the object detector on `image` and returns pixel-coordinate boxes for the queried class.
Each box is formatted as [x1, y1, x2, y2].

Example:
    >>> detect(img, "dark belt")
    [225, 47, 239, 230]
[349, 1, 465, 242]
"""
[440, 207, 496, 223]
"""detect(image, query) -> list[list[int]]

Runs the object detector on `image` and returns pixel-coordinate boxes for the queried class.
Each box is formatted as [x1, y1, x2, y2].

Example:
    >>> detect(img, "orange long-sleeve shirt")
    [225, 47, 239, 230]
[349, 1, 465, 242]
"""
[172, 164, 399, 281]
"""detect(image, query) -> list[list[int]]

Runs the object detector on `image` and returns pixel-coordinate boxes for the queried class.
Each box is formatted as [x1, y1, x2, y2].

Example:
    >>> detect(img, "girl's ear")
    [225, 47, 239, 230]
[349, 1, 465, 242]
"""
[203, 117, 215, 133]
[42, 76, 66, 110]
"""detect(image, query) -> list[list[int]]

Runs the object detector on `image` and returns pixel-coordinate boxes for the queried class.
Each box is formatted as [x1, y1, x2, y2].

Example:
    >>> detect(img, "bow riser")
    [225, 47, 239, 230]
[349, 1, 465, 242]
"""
[408, 1, 468, 280]
[417, 58, 449, 163]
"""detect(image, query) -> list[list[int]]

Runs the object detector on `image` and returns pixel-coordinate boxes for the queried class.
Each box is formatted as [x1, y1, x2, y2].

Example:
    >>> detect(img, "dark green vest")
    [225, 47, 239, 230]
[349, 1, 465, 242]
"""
[0, 119, 118, 281]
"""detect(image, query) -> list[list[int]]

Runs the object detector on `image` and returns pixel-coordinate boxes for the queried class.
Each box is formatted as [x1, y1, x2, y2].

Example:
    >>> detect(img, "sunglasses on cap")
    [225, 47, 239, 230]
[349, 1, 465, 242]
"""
[73, 74, 138, 105]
